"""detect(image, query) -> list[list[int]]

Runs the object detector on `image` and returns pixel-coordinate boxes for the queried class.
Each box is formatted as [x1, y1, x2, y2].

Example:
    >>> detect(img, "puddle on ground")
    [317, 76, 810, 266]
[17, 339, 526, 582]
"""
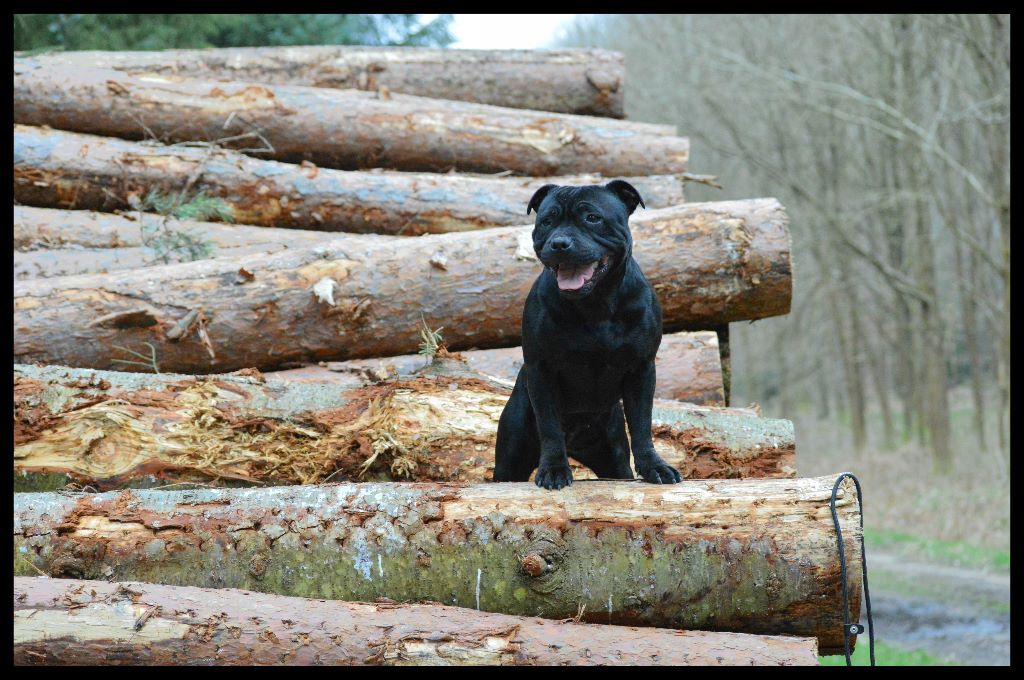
[864, 595, 1010, 665]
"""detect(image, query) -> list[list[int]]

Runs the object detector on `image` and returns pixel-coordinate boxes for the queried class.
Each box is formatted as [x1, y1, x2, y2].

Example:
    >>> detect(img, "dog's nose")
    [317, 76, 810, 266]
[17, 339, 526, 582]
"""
[550, 236, 572, 251]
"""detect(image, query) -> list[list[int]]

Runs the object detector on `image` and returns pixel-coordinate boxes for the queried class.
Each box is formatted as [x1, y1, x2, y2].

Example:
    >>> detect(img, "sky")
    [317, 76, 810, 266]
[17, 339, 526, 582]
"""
[429, 14, 579, 50]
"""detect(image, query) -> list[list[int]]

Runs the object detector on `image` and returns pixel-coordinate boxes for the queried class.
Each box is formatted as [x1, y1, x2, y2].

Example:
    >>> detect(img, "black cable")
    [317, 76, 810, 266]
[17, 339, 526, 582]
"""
[830, 472, 875, 666]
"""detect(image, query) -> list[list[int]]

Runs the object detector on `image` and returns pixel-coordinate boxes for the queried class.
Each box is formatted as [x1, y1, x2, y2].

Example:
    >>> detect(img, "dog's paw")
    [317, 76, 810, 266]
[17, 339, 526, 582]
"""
[535, 464, 574, 490]
[636, 460, 682, 484]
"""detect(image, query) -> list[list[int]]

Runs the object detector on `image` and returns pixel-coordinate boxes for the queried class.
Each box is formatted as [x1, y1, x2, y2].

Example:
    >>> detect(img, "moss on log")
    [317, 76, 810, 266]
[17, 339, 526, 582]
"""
[13, 127, 684, 235]
[13, 61, 686, 176]
[13, 577, 819, 665]
[12, 476, 861, 653]
[13, 361, 794, 491]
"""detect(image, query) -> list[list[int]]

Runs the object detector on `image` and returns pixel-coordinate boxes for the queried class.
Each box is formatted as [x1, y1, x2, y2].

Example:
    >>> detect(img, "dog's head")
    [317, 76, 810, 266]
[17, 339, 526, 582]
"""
[527, 180, 645, 299]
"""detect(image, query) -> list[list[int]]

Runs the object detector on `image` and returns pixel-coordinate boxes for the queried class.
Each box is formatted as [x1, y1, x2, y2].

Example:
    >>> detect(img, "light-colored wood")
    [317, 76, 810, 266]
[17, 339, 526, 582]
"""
[12, 578, 819, 665]
[12, 360, 793, 489]
[13, 476, 861, 653]
[19, 46, 630, 117]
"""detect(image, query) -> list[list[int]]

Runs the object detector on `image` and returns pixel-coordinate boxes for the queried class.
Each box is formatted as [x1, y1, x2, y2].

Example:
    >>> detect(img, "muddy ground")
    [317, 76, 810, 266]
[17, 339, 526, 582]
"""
[858, 547, 1010, 666]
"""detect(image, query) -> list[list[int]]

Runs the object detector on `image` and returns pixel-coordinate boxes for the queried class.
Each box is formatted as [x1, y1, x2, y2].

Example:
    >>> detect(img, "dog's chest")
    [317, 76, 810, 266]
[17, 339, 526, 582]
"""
[551, 320, 641, 404]
[557, 319, 634, 361]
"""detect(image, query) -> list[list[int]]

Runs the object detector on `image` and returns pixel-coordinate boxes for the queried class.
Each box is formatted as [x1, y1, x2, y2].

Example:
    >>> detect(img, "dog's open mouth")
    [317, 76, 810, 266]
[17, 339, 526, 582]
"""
[553, 255, 611, 293]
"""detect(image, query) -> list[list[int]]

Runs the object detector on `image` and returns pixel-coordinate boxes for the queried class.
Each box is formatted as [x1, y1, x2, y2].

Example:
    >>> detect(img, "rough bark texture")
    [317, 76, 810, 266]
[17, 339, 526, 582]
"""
[13, 206, 320, 252]
[13, 60, 687, 176]
[653, 331, 725, 404]
[13, 209, 723, 399]
[12, 578, 819, 666]
[13, 200, 791, 373]
[13, 476, 861, 653]
[315, 330, 725, 406]
[13, 127, 684, 235]
[12, 360, 793, 491]
[19, 47, 629, 118]
[13, 207, 333, 279]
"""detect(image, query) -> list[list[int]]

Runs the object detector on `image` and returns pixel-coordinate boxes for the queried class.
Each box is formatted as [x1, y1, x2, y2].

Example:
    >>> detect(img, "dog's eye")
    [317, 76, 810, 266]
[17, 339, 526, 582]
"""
[539, 217, 553, 227]
[584, 213, 601, 224]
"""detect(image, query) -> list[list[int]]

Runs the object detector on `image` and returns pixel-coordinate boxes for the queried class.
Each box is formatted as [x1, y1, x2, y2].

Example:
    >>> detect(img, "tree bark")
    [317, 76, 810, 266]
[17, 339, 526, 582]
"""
[14, 127, 685, 235]
[13, 206, 331, 279]
[866, 334, 895, 450]
[13, 61, 687, 176]
[13, 206, 320, 252]
[13, 578, 819, 665]
[19, 47, 629, 118]
[376, 329, 720, 405]
[13, 476, 862, 653]
[313, 330, 724, 406]
[13, 200, 792, 374]
[13, 360, 793, 490]
[951, 234, 986, 451]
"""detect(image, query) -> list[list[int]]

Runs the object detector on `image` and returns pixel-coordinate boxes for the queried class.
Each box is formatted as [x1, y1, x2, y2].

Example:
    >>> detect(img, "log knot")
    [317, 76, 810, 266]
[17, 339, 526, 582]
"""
[520, 552, 548, 578]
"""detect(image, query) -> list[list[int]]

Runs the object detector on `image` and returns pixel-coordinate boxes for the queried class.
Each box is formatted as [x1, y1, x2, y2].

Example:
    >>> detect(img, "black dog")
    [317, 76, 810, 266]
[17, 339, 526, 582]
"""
[493, 180, 682, 490]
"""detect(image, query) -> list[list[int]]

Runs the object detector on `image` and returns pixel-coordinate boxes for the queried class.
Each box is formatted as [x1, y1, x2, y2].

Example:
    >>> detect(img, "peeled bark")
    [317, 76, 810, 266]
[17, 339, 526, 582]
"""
[12, 476, 862, 653]
[19, 47, 629, 118]
[316, 330, 725, 406]
[13, 60, 687, 176]
[13, 200, 792, 374]
[13, 127, 685, 235]
[12, 361, 794, 491]
[13, 578, 819, 666]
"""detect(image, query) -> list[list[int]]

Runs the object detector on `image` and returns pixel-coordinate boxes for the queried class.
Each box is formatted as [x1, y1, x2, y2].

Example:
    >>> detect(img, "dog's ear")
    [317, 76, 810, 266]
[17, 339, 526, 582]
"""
[605, 180, 646, 215]
[527, 184, 558, 215]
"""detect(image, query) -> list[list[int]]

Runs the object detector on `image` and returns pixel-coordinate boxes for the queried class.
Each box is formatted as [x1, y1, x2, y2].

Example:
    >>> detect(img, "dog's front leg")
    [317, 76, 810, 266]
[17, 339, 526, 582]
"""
[622, 361, 682, 484]
[524, 362, 573, 490]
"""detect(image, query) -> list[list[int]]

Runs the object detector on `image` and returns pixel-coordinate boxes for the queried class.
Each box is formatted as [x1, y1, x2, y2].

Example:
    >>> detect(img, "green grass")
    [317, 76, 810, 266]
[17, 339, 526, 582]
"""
[819, 640, 957, 666]
[865, 528, 1010, 572]
[864, 564, 1010, 616]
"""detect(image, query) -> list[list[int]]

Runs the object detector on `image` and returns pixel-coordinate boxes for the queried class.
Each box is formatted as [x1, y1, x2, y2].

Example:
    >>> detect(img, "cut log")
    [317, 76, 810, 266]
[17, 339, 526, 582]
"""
[313, 330, 725, 406]
[12, 360, 793, 490]
[13, 578, 819, 666]
[18, 47, 630, 118]
[12, 212, 726, 399]
[13, 127, 685, 234]
[13, 199, 792, 373]
[12, 476, 863, 653]
[13, 207, 334, 279]
[13, 206, 325, 252]
[13, 60, 687, 176]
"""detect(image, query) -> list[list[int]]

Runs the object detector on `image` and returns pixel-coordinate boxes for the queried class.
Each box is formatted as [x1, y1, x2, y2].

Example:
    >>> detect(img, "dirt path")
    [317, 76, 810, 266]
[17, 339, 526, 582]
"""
[860, 548, 1010, 665]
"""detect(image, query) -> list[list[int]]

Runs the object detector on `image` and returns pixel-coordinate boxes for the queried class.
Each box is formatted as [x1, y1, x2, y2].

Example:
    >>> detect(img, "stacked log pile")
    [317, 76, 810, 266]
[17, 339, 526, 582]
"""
[13, 199, 790, 373]
[13, 477, 861, 653]
[11, 45, 861, 666]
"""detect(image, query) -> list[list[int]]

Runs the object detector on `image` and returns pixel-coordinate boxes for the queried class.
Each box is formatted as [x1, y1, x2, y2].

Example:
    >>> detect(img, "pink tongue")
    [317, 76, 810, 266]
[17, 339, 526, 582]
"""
[556, 261, 598, 290]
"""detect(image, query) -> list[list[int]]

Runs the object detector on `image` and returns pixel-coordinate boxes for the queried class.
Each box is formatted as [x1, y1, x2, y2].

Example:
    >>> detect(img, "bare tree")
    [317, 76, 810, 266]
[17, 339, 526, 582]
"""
[559, 14, 1010, 466]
